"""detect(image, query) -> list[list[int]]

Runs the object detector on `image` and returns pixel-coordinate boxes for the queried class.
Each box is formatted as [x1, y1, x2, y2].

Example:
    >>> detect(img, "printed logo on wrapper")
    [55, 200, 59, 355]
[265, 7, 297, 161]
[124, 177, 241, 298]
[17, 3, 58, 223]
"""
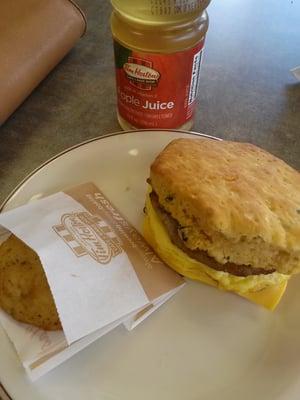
[53, 211, 122, 264]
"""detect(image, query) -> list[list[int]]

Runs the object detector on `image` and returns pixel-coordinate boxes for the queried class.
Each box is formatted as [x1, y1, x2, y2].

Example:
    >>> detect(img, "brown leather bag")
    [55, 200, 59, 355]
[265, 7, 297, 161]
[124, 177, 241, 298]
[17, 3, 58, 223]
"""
[0, 0, 86, 124]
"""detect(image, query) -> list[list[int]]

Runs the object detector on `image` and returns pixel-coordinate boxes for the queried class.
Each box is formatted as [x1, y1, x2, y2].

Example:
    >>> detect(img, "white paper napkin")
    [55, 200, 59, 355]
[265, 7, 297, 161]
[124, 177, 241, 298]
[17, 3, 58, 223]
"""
[0, 192, 149, 345]
[291, 66, 300, 81]
[0, 182, 185, 380]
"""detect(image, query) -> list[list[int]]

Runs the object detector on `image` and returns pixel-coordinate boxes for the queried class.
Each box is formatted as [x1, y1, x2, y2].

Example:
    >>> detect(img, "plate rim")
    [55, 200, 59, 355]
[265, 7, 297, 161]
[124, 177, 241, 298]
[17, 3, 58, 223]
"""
[0, 383, 11, 400]
[0, 129, 220, 212]
[0, 128, 220, 400]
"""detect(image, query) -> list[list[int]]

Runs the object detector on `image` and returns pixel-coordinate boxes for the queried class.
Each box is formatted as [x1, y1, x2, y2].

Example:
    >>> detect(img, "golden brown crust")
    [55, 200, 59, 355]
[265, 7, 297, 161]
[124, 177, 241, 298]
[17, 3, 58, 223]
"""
[0, 235, 61, 331]
[150, 138, 300, 274]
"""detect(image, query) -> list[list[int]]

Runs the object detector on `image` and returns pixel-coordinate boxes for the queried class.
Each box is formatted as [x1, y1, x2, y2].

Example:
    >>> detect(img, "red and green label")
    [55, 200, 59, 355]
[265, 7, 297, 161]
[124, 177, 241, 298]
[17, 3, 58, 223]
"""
[113, 39, 205, 129]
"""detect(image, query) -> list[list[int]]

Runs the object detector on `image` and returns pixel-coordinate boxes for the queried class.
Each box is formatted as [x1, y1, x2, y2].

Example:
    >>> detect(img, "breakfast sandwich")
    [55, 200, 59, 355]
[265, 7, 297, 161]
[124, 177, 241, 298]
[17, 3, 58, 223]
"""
[143, 138, 300, 310]
[0, 235, 61, 330]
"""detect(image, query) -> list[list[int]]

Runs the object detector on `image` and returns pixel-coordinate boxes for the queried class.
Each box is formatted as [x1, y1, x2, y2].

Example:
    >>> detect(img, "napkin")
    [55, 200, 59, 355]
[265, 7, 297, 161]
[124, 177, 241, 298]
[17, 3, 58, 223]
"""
[0, 183, 185, 380]
[291, 66, 300, 81]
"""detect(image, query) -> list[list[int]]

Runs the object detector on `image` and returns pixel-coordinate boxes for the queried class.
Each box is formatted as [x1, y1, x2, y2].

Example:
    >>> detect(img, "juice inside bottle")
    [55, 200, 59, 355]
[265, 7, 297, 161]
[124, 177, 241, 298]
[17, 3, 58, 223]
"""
[111, 0, 211, 24]
[111, 0, 211, 131]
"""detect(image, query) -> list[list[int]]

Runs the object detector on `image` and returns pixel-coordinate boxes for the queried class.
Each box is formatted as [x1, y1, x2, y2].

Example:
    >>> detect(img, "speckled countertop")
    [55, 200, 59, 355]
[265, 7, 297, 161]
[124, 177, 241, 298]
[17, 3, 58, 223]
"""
[0, 0, 299, 204]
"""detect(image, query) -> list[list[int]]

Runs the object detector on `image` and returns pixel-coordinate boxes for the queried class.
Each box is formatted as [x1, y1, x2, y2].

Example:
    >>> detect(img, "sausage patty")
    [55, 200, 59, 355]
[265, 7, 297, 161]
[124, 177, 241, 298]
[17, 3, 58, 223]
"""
[149, 191, 275, 277]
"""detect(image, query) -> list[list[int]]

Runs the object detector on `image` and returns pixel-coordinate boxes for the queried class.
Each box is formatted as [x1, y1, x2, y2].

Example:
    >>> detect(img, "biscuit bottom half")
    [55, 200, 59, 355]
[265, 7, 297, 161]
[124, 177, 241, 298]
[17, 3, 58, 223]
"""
[143, 192, 288, 311]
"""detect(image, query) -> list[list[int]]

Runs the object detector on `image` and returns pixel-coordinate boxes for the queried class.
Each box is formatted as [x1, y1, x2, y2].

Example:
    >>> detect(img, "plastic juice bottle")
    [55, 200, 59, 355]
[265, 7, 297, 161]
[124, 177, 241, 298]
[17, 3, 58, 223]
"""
[111, 0, 211, 131]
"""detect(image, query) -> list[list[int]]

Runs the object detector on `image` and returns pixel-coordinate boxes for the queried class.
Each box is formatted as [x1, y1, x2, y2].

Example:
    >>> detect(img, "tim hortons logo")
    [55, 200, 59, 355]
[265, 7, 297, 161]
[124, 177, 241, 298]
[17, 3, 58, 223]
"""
[123, 57, 160, 90]
[53, 212, 122, 264]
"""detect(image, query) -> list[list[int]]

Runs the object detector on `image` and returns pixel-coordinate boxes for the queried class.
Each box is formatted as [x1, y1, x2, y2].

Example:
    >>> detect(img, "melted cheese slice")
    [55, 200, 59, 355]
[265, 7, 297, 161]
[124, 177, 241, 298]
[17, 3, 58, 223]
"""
[143, 193, 288, 311]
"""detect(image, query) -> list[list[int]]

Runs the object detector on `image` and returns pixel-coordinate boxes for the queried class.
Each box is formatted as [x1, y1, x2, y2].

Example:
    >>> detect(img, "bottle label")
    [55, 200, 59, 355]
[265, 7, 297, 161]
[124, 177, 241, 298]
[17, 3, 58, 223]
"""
[150, 0, 207, 16]
[113, 39, 205, 129]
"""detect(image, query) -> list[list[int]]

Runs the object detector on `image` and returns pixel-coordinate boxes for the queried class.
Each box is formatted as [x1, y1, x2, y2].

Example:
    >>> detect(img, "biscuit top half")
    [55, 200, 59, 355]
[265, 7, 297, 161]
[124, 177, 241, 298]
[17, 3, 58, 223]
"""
[150, 138, 300, 255]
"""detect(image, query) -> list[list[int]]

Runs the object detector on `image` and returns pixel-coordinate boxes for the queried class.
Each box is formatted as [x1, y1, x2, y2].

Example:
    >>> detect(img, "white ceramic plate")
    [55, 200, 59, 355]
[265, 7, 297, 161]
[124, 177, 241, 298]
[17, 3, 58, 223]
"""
[1, 130, 300, 400]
